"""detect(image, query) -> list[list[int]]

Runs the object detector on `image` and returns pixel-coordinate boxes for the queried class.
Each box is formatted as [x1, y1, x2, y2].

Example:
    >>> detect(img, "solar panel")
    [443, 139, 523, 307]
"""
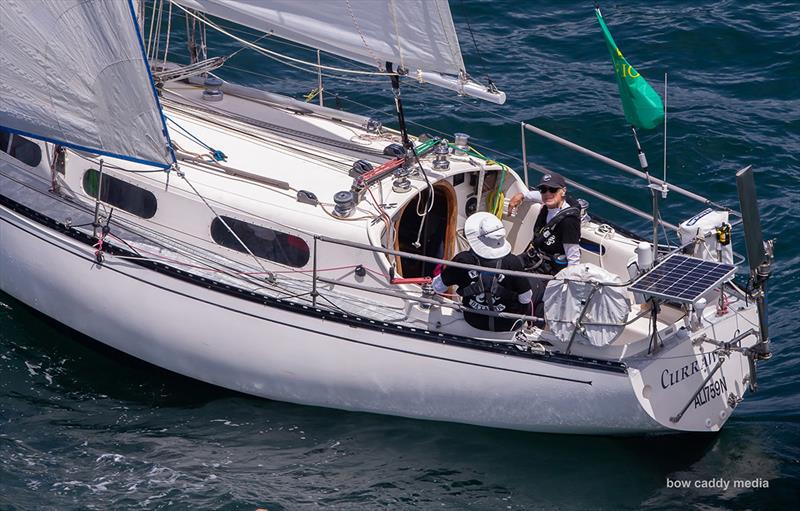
[629, 254, 736, 303]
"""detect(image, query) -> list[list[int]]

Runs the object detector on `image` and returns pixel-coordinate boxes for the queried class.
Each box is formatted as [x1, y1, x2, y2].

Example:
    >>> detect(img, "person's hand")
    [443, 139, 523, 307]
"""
[508, 192, 525, 211]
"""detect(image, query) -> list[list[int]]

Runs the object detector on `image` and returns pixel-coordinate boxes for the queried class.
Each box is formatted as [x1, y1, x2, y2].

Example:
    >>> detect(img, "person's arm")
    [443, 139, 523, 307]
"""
[564, 243, 581, 266]
[433, 252, 471, 294]
[561, 217, 582, 266]
[508, 189, 543, 210]
[506, 258, 533, 303]
[432, 274, 448, 294]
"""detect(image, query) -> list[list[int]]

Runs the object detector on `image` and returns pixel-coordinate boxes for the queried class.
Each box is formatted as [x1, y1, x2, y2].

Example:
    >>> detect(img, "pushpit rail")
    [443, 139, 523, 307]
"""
[520, 122, 742, 219]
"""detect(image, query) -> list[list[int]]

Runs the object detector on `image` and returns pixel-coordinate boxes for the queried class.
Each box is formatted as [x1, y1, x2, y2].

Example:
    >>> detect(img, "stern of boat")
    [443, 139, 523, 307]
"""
[627, 307, 761, 433]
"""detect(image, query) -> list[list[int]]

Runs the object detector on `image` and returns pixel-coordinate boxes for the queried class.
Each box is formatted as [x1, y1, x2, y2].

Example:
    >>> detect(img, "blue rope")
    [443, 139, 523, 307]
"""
[166, 116, 227, 162]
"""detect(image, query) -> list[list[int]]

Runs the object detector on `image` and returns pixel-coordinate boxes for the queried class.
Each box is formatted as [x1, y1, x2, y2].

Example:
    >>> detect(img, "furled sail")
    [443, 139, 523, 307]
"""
[0, 0, 173, 168]
[172, 0, 505, 104]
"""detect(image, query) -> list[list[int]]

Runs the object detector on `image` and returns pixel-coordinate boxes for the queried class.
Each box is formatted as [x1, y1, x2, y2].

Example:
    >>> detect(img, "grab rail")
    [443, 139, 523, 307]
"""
[316, 235, 557, 282]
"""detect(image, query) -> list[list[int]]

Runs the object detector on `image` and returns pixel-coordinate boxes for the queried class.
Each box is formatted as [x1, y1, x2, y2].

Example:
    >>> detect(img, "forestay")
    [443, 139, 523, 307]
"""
[172, 0, 506, 103]
[0, 0, 173, 168]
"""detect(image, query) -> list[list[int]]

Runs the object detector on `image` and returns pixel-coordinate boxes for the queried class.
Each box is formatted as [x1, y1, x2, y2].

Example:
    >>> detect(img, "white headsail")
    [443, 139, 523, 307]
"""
[172, 0, 505, 104]
[0, 0, 173, 168]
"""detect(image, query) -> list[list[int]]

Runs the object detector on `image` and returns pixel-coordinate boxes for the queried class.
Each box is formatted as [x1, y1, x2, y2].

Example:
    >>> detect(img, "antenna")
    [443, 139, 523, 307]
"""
[662, 73, 668, 197]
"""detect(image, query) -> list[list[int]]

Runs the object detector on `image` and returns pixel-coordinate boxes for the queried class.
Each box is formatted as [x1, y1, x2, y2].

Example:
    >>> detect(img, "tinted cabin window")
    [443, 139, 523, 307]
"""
[211, 217, 310, 268]
[82, 169, 157, 219]
[0, 130, 42, 167]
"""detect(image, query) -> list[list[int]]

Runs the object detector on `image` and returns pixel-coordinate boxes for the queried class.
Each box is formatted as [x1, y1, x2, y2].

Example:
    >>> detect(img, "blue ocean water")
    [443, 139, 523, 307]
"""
[1, 1, 798, 509]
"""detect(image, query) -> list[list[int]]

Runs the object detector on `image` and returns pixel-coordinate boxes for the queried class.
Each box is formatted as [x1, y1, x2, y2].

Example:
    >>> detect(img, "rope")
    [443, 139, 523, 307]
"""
[366, 184, 395, 252]
[145, 0, 160, 60]
[162, 0, 173, 68]
[152, 57, 227, 83]
[165, 116, 226, 161]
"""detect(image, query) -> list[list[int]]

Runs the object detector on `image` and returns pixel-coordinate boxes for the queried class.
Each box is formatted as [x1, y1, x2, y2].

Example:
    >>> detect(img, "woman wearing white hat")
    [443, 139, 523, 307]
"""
[432, 212, 532, 332]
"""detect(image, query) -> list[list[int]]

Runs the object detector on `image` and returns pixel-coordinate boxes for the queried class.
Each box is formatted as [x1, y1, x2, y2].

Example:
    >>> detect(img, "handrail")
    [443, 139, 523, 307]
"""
[527, 161, 679, 231]
[316, 235, 637, 288]
[522, 123, 741, 217]
[316, 235, 556, 282]
[317, 277, 542, 323]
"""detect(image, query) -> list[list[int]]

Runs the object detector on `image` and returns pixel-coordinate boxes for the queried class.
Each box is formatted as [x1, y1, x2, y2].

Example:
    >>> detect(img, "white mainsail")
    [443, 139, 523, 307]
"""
[172, 0, 505, 103]
[0, 0, 173, 168]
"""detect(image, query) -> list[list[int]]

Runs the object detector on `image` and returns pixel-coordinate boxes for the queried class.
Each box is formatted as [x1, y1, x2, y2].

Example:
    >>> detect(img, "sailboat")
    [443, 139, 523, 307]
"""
[0, 0, 774, 434]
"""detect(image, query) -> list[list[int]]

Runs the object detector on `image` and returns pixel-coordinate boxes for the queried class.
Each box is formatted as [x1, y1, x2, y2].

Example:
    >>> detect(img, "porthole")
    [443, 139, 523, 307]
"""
[210, 216, 310, 268]
[0, 130, 42, 167]
[82, 169, 157, 219]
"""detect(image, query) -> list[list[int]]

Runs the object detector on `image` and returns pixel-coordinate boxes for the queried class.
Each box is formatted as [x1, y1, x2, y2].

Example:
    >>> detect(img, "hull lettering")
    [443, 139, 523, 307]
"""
[661, 351, 719, 389]
[693, 377, 728, 409]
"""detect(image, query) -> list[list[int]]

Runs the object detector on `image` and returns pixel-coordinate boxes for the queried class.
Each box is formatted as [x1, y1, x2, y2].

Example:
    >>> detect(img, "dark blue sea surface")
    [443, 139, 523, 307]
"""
[2, 1, 798, 509]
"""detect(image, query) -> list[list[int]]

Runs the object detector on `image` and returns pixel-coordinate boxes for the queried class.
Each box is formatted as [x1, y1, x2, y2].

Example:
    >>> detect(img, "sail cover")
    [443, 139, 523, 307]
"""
[0, 0, 173, 168]
[174, 0, 465, 76]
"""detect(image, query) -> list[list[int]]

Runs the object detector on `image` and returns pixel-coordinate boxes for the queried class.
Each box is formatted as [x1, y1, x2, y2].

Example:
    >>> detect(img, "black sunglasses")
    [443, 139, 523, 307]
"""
[538, 186, 561, 194]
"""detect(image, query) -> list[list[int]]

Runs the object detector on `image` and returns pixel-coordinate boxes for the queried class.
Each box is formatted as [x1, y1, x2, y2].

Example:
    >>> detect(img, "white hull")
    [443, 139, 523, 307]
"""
[0, 0, 769, 438]
[0, 199, 756, 435]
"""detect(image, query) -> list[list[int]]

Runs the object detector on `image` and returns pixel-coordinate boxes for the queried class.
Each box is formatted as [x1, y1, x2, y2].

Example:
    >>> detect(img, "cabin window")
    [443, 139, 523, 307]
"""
[0, 130, 42, 167]
[210, 216, 310, 268]
[82, 169, 157, 219]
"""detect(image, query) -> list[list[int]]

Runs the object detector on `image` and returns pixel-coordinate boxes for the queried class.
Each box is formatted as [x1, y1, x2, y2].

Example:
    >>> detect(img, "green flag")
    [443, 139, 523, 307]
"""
[596, 9, 664, 130]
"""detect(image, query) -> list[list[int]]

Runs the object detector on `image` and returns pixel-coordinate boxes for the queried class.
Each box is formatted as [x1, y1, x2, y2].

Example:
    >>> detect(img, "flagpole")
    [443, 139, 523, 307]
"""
[631, 127, 660, 264]
[596, 5, 666, 262]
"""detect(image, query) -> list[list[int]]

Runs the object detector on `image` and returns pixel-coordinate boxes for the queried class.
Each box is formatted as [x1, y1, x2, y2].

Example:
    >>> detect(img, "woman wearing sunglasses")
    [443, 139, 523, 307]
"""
[508, 172, 582, 275]
[507, 172, 582, 324]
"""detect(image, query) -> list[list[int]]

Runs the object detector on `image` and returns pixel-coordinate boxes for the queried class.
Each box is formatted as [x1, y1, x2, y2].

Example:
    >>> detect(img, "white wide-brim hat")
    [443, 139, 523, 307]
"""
[464, 212, 511, 259]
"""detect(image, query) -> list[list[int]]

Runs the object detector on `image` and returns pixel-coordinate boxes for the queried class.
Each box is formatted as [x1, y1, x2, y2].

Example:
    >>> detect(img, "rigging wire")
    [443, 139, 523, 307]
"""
[157, 2, 384, 73]
[172, 2, 398, 77]
[148, 0, 681, 244]
[458, 0, 497, 90]
[178, 171, 274, 278]
[146, 0, 159, 60]
[161, 93, 358, 173]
